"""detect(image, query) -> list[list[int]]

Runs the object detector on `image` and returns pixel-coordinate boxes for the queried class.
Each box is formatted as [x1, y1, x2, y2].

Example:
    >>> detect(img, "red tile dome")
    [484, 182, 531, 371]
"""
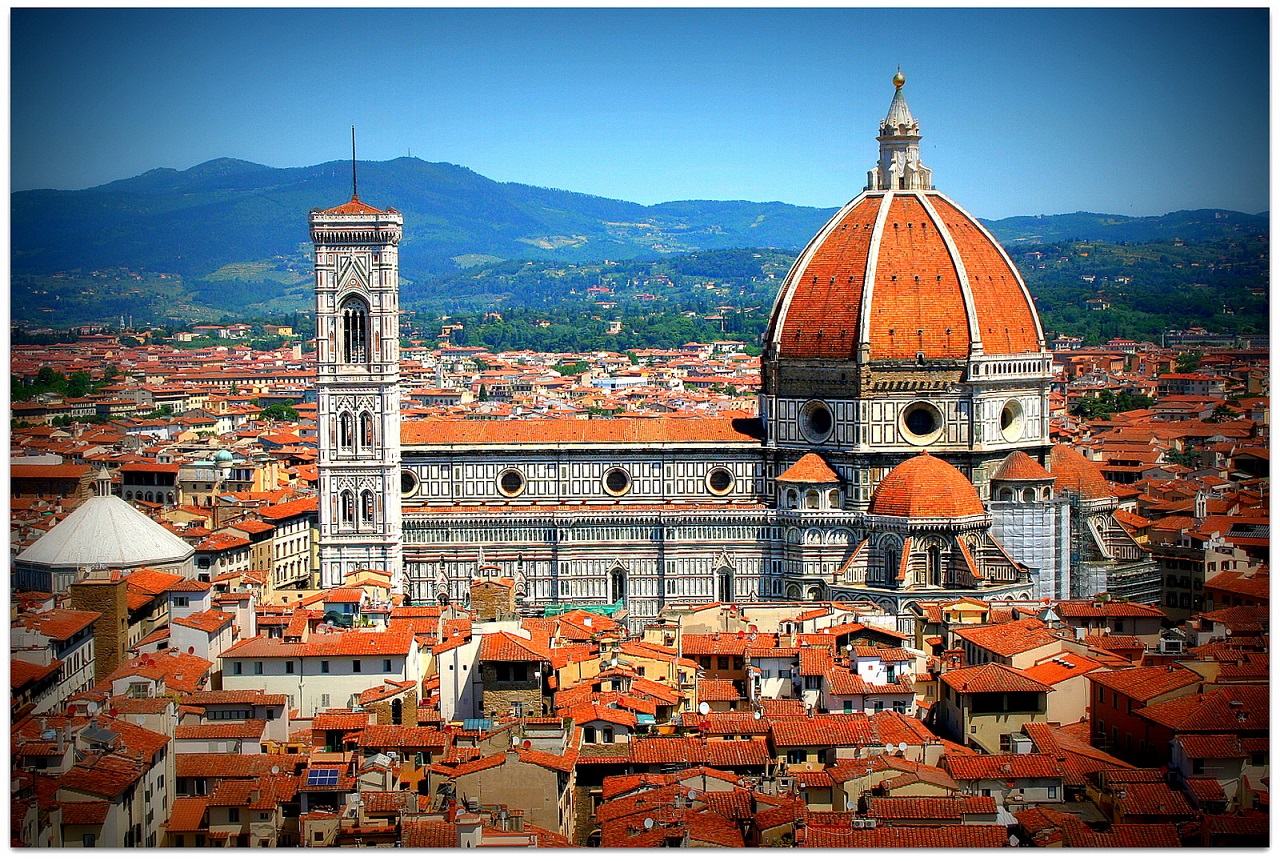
[764, 75, 1043, 364]
[869, 452, 985, 518]
[1048, 444, 1113, 500]
[764, 190, 1042, 362]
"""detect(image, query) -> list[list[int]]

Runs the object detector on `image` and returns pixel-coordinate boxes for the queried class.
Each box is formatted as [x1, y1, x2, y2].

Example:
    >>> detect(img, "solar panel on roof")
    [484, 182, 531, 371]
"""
[308, 768, 339, 787]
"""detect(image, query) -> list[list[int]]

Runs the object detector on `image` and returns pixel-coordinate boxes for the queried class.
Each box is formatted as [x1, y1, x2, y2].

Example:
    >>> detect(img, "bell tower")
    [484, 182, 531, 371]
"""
[310, 141, 404, 589]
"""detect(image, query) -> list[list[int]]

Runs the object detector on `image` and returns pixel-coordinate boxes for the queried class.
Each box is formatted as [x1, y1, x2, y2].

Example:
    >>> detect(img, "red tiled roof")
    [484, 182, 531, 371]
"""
[174, 719, 267, 740]
[315, 196, 392, 216]
[1086, 665, 1201, 703]
[357, 725, 450, 749]
[311, 711, 372, 731]
[1048, 444, 1113, 499]
[991, 450, 1053, 482]
[770, 713, 876, 748]
[1136, 686, 1268, 733]
[955, 617, 1060, 657]
[478, 630, 552, 663]
[869, 452, 985, 518]
[698, 678, 741, 702]
[867, 794, 997, 820]
[403, 415, 763, 446]
[1055, 600, 1165, 619]
[165, 796, 210, 832]
[221, 630, 414, 658]
[174, 753, 306, 779]
[171, 608, 233, 634]
[802, 823, 1009, 848]
[776, 453, 841, 484]
[940, 662, 1052, 694]
[13, 608, 100, 641]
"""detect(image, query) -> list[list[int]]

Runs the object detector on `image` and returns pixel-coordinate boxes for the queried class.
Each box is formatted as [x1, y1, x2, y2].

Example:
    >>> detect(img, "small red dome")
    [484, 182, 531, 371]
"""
[991, 450, 1053, 483]
[1048, 445, 1112, 499]
[869, 452, 985, 518]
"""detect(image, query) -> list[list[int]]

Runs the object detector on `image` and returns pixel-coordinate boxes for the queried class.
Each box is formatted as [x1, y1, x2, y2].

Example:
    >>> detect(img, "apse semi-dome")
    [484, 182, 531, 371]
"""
[868, 452, 986, 518]
[765, 74, 1043, 363]
[1048, 444, 1114, 500]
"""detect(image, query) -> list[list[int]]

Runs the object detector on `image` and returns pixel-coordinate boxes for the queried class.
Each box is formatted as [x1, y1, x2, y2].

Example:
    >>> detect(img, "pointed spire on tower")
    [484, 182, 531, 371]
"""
[350, 125, 359, 202]
[867, 69, 933, 192]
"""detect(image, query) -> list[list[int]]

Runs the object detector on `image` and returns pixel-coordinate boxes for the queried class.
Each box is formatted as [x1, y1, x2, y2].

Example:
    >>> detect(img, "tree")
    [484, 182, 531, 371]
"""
[1175, 351, 1203, 373]
[67, 371, 93, 398]
[1206, 403, 1240, 423]
[259, 403, 300, 423]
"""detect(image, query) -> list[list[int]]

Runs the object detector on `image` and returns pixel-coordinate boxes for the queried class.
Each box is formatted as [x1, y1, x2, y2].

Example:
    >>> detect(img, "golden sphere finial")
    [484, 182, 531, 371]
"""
[893, 68, 905, 89]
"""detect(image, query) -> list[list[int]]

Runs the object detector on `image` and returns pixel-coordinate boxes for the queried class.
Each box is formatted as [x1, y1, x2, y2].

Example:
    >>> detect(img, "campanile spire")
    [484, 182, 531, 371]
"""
[867, 69, 933, 192]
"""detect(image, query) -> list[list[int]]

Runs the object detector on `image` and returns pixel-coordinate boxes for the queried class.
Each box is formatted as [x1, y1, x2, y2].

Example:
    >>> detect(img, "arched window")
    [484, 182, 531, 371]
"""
[927, 546, 942, 587]
[718, 567, 734, 603]
[786, 489, 798, 509]
[805, 489, 819, 509]
[340, 297, 370, 364]
[610, 566, 627, 605]
[882, 541, 900, 587]
[999, 487, 1014, 501]
[1022, 488, 1036, 502]
[361, 490, 376, 528]
[391, 699, 403, 726]
[827, 489, 840, 509]
[339, 411, 354, 451]
[601, 727, 614, 744]
[167, 493, 175, 505]
[340, 491, 355, 527]
[359, 411, 375, 450]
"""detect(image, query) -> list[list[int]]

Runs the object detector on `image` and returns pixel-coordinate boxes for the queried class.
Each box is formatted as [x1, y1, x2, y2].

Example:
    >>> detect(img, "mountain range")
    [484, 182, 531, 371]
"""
[10, 156, 1268, 324]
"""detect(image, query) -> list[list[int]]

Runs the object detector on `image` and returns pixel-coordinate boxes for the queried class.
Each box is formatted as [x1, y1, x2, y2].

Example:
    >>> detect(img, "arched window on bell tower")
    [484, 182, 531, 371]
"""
[359, 411, 375, 451]
[339, 411, 354, 452]
[340, 296, 370, 364]
[360, 490, 376, 529]
[339, 490, 355, 527]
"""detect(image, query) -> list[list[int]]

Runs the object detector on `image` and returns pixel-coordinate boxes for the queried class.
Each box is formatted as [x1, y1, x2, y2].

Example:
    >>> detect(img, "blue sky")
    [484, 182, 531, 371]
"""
[10, 7, 1270, 219]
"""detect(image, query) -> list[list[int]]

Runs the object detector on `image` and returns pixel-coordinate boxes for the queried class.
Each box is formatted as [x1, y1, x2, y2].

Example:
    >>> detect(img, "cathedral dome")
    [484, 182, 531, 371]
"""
[764, 74, 1043, 363]
[868, 452, 985, 518]
[16, 487, 194, 571]
[1047, 444, 1113, 500]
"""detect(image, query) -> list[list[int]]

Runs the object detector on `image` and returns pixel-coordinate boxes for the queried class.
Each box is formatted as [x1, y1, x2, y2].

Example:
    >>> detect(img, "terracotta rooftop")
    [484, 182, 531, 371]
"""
[402, 415, 763, 446]
[1048, 444, 1113, 500]
[991, 450, 1053, 482]
[776, 453, 841, 484]
[869, 452, 985, 518]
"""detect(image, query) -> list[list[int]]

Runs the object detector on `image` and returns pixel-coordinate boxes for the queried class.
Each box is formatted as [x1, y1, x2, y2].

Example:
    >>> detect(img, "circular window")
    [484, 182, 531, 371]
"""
[900, 401, 943, 446]
[497, 468, 526, 498]
[707, 467, 734, 495]
[400, 469, 419, 496]
[800, 400, 834, 442]
[602, 467, 632, 496]
[999, 399, 1025, 443]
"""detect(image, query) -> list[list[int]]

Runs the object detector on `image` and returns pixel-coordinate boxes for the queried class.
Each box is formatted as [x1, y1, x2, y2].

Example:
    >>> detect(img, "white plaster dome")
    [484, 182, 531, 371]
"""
[16, 486, 194, 570]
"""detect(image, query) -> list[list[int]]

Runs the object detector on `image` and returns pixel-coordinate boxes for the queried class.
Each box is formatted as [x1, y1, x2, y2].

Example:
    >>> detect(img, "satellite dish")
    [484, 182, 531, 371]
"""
[753, 711, 763, 721]
[698, 701, 711, 715]
[523, 740, 532, 750]
[688, 790, 698, 801]
[511, 735, 521, 747]
[845, 644, 853, 653]
[898, 741, 908, 752]
[884, 743, 896, 755]
[643, 818, 655, 831]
